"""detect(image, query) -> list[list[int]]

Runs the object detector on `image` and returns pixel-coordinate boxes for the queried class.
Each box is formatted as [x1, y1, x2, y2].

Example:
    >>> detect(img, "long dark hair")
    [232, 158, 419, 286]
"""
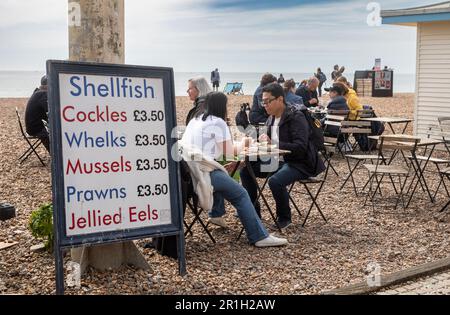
[202, 92, 228, 121]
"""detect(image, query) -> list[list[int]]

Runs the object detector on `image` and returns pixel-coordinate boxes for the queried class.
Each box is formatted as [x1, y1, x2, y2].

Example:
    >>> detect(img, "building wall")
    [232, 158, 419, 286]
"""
[415, 21, 450, 137]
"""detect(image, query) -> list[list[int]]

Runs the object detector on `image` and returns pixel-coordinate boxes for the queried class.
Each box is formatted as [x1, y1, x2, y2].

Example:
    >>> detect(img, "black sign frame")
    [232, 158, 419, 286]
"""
[46, 60, 186, 294]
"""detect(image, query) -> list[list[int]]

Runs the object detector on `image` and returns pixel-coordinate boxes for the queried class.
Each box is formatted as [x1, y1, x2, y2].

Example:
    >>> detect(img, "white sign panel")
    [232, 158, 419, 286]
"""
[59, 73, 172, 236]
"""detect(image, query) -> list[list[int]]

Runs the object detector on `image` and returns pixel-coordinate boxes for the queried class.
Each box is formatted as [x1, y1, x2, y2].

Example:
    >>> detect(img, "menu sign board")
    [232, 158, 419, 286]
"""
[47, 60, 183, 247]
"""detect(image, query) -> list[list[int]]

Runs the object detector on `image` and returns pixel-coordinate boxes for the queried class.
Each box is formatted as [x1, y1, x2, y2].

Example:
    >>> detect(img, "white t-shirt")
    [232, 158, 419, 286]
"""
[181, 114, 232, 160]
[271, 117, 281, 147]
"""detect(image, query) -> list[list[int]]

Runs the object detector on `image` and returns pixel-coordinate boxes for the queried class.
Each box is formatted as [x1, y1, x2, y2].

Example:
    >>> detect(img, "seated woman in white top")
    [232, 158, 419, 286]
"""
[181, 92, 288, 247]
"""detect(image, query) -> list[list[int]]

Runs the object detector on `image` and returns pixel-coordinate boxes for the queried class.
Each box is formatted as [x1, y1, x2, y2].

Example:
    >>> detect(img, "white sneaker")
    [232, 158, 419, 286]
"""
[254, 234, 288, 247]
[208, 217, 228, 228]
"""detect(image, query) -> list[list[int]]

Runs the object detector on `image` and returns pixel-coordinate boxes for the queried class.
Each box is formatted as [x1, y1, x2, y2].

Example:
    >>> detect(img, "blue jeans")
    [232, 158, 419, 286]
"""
[240, 162, 308, 222]
[209, 170, 269, 244]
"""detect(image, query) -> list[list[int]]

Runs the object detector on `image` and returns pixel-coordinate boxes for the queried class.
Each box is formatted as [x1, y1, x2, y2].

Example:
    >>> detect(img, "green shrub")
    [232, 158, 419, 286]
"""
[29, 203, 54, 251]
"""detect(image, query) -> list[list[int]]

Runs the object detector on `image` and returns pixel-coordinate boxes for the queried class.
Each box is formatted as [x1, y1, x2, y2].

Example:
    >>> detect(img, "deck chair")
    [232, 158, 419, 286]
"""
[363, 135, 420, 212]
[223, 83, 234, 94]
[231, 82, 244, 95]
[15, 107, 46, 166]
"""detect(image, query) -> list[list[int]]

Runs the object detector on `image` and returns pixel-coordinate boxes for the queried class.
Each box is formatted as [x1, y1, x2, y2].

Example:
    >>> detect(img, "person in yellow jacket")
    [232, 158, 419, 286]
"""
[336, 76, 362, 120]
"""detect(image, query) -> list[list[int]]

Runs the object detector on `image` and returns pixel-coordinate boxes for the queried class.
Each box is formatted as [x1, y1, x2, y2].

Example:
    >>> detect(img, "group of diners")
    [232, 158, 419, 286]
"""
[171, 75, 329, 250]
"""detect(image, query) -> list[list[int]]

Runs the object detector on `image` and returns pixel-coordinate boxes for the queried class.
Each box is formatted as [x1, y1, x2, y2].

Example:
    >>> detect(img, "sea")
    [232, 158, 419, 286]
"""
[0, 71, 415, 98]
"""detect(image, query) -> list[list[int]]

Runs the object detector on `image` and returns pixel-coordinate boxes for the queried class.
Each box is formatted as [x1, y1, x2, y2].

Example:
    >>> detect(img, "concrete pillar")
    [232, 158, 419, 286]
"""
[68, 0, 150, 273]
[69, 0, 124, 63]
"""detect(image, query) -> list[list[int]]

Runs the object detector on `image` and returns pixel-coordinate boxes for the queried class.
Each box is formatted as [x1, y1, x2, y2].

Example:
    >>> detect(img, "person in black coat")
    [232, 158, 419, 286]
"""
[249, 73, 277, 125]
[240, 83, 325, 229]
[295, 77, 319, 108]
[25, 75, 49, 152]
[323, 82, 350, 142]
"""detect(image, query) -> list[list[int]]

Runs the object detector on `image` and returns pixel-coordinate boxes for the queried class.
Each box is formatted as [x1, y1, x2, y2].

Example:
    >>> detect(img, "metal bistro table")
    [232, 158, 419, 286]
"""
[229, 147, 291, 235]
[361, 117, 413, 135]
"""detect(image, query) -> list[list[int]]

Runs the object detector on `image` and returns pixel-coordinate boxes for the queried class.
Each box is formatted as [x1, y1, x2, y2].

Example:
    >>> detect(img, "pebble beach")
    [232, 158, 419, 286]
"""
[1, 93, 449, 295]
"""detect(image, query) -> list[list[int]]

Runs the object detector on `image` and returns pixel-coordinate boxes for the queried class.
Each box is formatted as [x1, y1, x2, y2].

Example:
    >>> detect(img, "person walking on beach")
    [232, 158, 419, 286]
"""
[211, 68, 221, 92]
[315, 67, 327, 97]
[295, 77, 319, 108]
[25, 75, 50, 152]
[249, 73, 278, 125]
[277, 74, 285, 84]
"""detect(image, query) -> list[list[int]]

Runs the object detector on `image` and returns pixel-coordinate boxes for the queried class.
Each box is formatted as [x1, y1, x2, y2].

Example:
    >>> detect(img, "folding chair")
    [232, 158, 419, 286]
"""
[323, 109, 350, 157]
[183, 194, 216, 244]
[438, 167, 450, 212]
[288, 152, 331, 226]
[339, 120, 381, 195]
[179, 160, 216, 244]
[356, 108, 374, 119]
[223, 83, 234, 94]
[15, 107, 46, 166]
[407, 125, 450, 201]
[363, 135, 420, 212]
[231, 82, 244, 95]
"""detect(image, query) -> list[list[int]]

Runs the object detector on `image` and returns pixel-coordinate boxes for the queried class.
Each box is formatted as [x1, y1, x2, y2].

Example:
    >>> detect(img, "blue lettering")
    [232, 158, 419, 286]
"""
[67, 186, 76, 202]
[98, 84, 109, 97]
[64, 132, 83, 148]
[95, 189, 109, 200]
[83, 75, 95, 96]
[134, 85, 143, 98]
[143, 79, 155, 98]
[69, 76, 82, 96]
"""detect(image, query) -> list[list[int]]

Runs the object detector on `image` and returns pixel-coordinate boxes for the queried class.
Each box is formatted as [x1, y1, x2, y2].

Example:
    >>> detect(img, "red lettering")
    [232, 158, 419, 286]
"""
[77, 217, 86, 229]
[129, 207, 137, 222]
[111, 111, 119, 122]
[66, 159, 82, 175]
[152, 209, 159, 220]
[103, 214, 112, 225]
[62, 105, 75, 122]
[110, 161, 120, 172]
[120, 111, 127, 122]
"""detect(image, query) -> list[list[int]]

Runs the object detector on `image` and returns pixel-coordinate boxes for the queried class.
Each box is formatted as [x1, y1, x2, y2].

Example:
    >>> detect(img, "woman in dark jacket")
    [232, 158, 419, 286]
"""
[249, 73, 277, 125]
[283, 79, 303, 107]
[185, 76, 212, 125]
[324, 82, 350, 141]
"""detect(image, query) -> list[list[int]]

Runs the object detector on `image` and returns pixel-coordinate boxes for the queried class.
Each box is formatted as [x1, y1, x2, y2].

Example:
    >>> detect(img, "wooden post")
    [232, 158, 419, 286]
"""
[67, 0, 150, 273]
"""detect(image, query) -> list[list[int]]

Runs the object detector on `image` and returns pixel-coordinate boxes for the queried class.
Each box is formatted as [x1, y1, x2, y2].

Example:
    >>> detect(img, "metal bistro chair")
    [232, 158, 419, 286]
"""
[340, 120, 384, 196]
[363, 135, 420, 212]
[15, 107, 46, 166]
[179, 159, 216, 244]
[406, 124, 450, 203]
[288, 151, 331, 226]
[323, 109, 350, 157]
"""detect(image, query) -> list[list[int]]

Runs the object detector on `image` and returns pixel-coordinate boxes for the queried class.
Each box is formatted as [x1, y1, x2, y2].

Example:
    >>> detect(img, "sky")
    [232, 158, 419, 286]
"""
[0, 0, 443, 73]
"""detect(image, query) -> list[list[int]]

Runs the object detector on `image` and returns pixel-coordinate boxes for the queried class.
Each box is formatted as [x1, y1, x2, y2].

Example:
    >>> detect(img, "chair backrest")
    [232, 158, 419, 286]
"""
[15, 107, 28, 138]
[327, 109, 350, 117]
[223, 83, 234, 94]
[340, 120, 372, 135]
[356, 108, 374, 119]
[378, 135, 420, 153]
